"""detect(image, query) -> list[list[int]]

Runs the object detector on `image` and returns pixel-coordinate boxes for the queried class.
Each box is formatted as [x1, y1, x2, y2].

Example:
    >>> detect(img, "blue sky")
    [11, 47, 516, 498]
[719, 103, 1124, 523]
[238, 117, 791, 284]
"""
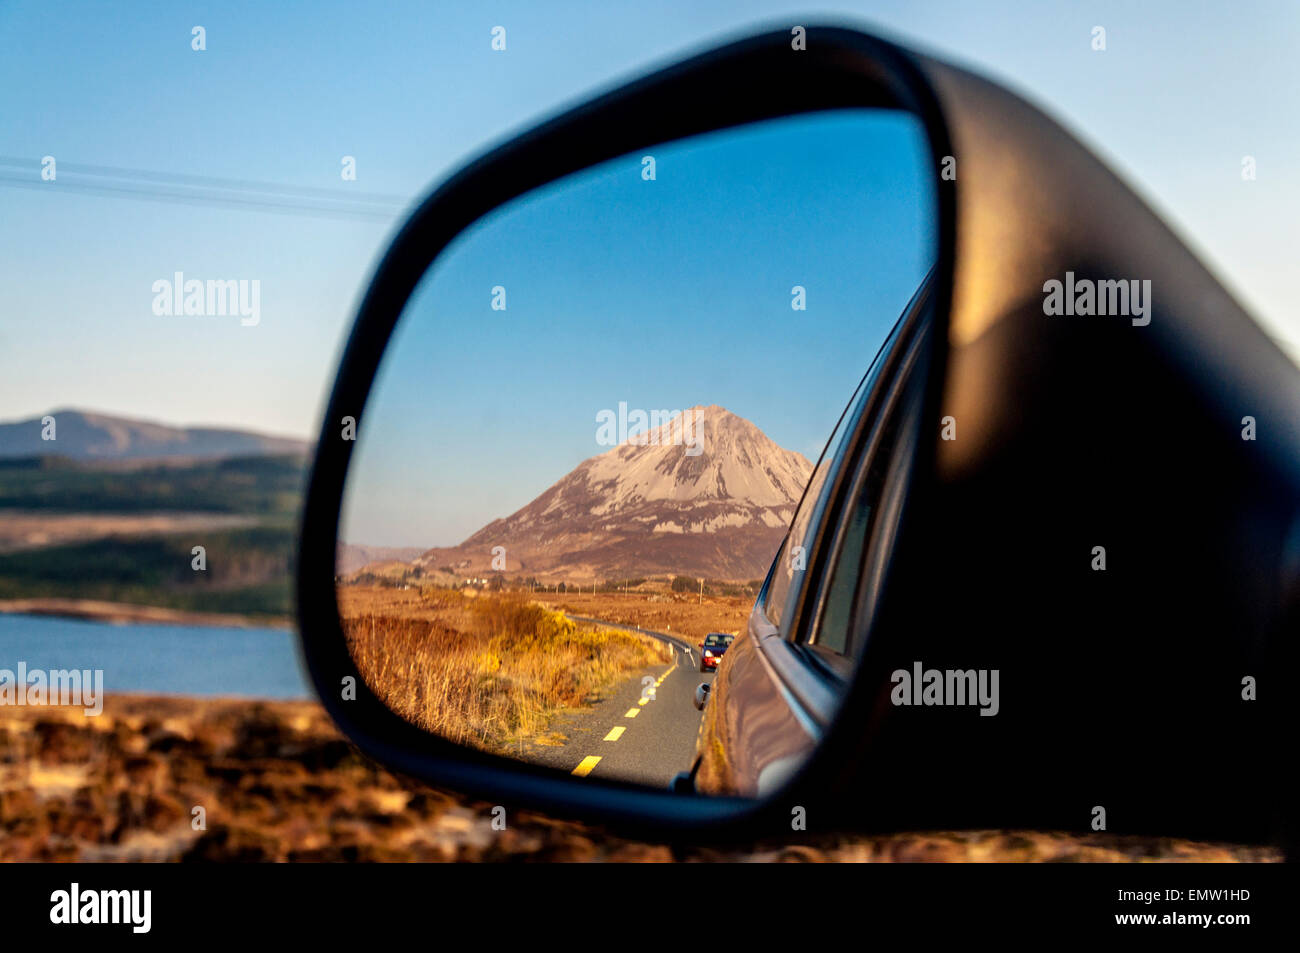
[340, 110, 933, 546]
[2, 0, 1296, 447]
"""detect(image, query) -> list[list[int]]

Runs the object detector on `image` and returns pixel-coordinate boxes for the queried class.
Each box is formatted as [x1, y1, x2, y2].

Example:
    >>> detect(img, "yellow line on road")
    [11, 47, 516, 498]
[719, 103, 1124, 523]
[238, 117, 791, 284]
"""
[637, 697, 649, 706]
[625, 708, 640, 718]
[603, 726, 625, 742]
[571, 756, 601, 777]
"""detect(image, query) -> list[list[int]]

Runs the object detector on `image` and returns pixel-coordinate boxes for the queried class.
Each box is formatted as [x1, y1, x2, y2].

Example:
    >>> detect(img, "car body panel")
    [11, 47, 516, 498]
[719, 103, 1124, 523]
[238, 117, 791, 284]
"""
[694, 606, 816, 798]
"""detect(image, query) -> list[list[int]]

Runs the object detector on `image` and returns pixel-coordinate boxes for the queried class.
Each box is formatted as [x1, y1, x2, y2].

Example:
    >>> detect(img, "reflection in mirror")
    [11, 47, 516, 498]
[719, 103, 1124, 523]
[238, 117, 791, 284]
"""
[336, 108, 936, 793]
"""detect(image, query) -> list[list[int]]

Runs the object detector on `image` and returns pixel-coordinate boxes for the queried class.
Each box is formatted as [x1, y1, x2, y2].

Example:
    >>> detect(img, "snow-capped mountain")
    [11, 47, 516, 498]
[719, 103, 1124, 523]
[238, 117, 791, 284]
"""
[414, 405, 814, 581]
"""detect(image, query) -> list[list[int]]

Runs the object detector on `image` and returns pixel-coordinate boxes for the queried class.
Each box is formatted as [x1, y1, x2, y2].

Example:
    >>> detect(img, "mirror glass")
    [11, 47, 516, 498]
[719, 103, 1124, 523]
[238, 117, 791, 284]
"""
[336, 108, 936, 792]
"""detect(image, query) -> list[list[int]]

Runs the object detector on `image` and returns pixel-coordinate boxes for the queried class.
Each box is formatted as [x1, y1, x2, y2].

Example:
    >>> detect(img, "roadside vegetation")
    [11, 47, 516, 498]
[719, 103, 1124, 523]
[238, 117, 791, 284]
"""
[339, 586, 671, 754]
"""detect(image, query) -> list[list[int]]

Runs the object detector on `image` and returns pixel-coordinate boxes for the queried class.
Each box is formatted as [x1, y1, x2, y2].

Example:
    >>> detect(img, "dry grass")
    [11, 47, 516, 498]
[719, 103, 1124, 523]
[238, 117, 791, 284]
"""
[340, 586, 670, 753]
[0, 694, 1280, 862]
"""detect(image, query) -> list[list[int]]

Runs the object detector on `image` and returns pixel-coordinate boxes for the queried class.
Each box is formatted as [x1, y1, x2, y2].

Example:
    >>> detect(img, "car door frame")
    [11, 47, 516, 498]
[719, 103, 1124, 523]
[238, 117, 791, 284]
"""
[749, 278, 935, 738]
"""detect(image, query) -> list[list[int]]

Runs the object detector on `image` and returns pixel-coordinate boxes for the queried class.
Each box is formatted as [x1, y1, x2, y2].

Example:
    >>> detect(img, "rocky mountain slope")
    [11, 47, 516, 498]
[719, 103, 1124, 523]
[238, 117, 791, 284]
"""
[414, 406, 812, 581]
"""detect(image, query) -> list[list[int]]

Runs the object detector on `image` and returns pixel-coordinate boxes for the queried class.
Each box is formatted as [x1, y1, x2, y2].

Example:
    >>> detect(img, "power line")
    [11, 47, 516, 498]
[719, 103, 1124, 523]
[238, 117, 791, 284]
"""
[0, 156, 412, 222]
[0, 174, 403, 222]
[0, 156, 409, 204]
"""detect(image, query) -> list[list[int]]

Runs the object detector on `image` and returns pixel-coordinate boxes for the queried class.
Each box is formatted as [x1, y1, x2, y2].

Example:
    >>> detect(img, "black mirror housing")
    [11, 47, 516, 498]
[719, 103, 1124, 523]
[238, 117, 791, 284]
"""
[298, 23, 1296, 852]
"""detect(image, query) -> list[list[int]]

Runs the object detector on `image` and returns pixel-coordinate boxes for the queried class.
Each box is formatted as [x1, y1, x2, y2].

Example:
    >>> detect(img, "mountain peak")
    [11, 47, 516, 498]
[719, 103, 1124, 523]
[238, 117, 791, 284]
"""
[414, 407, 813, 581]
[585, 405, 810, 510]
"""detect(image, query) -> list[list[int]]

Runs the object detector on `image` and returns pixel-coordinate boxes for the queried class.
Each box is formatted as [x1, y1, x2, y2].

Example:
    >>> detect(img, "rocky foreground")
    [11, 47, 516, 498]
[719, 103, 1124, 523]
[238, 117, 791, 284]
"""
[0, 696, 1279, 862]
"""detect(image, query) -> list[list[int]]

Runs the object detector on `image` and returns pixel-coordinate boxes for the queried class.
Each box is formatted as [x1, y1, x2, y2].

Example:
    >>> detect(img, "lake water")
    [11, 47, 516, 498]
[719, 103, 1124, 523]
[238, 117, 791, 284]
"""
[0, 613, 314, 699]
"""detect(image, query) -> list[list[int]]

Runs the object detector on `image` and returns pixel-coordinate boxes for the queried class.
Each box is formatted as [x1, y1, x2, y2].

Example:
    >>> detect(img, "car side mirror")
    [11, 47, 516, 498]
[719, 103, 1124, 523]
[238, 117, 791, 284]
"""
[694, 683, 710, 712]
[298, 24, 1296, 854]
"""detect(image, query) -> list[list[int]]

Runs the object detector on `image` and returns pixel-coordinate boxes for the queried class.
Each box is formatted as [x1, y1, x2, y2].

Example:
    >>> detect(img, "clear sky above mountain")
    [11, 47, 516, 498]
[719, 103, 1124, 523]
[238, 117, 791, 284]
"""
[2, 2, 1293, 444]
[339, 110, 932, 547]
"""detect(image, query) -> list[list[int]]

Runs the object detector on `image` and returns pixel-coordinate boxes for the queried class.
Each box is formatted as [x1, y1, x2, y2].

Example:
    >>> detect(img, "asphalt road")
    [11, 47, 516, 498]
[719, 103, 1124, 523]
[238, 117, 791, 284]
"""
[524, 617, 715, 788]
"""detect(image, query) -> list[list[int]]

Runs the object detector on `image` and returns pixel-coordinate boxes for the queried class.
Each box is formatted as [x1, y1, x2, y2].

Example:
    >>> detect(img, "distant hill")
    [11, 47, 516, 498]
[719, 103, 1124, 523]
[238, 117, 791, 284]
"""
[0, 409, 310, 462]
[336, 543, 426, 576]
[412, 405, 813, 582]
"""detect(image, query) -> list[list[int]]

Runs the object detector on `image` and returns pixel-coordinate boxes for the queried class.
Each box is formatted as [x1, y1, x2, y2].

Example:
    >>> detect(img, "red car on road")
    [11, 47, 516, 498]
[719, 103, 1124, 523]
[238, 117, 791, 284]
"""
[698, 633, 734, 672]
